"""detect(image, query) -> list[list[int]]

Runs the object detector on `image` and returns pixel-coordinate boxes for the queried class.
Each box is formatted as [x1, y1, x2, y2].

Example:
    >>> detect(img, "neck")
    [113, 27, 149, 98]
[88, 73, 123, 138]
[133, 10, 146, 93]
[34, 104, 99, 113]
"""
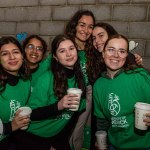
[106, 68, 120, 79]
[75, 38, 85, 50]
[6, 71, 18, 76]
[28, 62, 39, 70]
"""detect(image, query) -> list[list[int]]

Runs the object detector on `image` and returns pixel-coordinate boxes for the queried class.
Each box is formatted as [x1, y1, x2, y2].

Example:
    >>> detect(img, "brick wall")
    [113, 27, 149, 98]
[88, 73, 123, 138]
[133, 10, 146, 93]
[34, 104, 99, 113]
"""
[0, 0, 149, 68]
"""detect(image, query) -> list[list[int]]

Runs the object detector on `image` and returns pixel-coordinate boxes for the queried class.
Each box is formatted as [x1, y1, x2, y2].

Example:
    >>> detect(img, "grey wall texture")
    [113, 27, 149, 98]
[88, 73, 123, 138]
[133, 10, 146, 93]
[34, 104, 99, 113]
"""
[0, 0, 150, 69]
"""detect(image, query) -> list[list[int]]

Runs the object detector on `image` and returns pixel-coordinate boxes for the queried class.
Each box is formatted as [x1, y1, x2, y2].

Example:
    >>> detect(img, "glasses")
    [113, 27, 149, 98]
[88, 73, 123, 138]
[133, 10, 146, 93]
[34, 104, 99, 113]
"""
[105, 48, 128, 58]
[26, 44, 43, 52]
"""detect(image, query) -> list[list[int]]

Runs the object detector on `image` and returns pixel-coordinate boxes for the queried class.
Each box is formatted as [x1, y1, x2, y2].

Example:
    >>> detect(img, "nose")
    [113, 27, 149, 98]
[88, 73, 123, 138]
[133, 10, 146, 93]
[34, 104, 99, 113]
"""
[66, 50, 71, 57]
[95, 37, 99, 43]
[32, 48, 38, 53]
[84, 26, 90, 34]
[9, 53, 15, 59]
[114, 50, 119, 57]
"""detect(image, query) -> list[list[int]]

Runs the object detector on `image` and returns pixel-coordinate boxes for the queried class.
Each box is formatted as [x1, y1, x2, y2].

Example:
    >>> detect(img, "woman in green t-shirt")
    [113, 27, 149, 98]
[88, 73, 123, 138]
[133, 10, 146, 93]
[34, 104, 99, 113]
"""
[23, 35, 52, 87]
[14, 34, 86, 150]
[93, 34, 150, 150]
[0, 36, 31, 149]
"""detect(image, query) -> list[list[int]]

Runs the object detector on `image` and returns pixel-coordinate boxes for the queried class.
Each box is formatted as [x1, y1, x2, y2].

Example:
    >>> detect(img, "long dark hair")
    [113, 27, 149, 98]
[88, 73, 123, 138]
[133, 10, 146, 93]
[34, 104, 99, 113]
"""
[0, 36, 30, 93]
[65, 9, 97, 84]
[51, 34, 86, 99]
[94, 22, 118, 37]
[65, 9, 95, 51]
[88, 23, 118, 84]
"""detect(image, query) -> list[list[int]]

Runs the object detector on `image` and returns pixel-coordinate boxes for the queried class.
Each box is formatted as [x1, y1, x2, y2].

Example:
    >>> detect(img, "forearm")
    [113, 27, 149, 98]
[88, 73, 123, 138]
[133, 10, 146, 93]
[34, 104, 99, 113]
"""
[30, 102, 62, 121]
[1, 120, 12, 135]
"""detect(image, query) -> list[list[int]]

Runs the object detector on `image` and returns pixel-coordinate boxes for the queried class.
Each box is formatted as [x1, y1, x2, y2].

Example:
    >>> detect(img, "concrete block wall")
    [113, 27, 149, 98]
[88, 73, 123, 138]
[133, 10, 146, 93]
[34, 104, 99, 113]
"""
[0, 0, 149, 68]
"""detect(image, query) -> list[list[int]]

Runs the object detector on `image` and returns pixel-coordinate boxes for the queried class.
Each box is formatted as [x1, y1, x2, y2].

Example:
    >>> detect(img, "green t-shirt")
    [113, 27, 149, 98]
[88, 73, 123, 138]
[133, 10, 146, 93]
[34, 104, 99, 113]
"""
[0, 79, 30, 141]
[93, 68, 150, 150]
[27, 71, 86, 138]
[31, 54, 52, 87]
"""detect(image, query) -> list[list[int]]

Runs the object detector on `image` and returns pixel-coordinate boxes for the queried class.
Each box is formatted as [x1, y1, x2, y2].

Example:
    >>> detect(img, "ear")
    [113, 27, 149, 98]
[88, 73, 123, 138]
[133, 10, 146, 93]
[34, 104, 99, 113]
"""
[53, 54, 58, 61]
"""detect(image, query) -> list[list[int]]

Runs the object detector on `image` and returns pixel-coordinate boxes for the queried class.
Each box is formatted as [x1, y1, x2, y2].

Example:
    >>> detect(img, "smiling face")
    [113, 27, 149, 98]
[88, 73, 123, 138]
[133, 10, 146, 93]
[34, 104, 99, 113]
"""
[75, 15, 94, 46]
[54, 39, 78, 69]
[92, 26, 109, 52]
[25, 38, 44, 69]
[102, 38, 128, 78]
[0, 43, 23, 75]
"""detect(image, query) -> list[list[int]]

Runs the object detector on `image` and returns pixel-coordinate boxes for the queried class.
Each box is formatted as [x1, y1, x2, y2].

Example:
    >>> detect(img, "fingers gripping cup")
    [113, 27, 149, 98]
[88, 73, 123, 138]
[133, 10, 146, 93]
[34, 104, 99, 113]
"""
[135, 102, 150, 130]
[67, 88, 82, 111]
[18, 106, 32, 130]
[95, 131, 107, 149]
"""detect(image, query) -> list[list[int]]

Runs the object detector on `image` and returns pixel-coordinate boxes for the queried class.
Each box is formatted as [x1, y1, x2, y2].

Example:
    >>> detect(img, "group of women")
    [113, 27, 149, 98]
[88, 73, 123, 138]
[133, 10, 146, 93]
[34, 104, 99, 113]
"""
[0, 9, 150, 150]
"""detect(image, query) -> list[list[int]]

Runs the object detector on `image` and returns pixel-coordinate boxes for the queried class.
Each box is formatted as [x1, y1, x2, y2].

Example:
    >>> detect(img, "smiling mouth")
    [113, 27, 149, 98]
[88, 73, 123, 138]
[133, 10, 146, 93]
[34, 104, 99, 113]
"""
[9, 61, 18, 65]
[66, 58, 74, 62]
[30, 54, 38, 58]
[110, 60, 120, 64]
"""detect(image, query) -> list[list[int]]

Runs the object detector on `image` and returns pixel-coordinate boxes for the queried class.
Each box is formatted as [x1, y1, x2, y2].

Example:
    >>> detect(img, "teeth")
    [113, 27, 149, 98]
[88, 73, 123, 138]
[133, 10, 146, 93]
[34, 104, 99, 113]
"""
[31, 55, 37, 58]
[111, 60, 118, 63]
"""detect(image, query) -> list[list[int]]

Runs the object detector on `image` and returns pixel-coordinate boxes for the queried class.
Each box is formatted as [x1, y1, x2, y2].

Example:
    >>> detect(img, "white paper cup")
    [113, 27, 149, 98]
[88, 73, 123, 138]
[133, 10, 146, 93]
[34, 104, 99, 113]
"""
[135, 102, 150, 130]
[18, 106, 32, 130]
[95, 131, 107, 149]
[67, 88, 82, 111]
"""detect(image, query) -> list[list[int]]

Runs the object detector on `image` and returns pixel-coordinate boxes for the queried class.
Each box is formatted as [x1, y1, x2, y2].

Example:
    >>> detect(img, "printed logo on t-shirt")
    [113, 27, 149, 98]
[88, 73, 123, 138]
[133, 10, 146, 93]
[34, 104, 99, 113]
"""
[9, 100, 21, 121]
[55, 111, 73, 120]
[108, 93, 120, 116]
[108, 93, 129, 128]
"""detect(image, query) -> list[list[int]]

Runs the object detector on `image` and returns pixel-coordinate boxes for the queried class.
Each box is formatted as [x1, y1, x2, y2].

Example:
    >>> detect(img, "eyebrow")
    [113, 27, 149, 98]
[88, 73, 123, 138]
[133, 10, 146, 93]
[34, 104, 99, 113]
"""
[78, 21, 93, 26]
[1, 48, 20, 51]
[119, 48, 126, 51]
[107, 46, 126, 51]
[78, 22, 86, 25]
[92, 32, 104, 37]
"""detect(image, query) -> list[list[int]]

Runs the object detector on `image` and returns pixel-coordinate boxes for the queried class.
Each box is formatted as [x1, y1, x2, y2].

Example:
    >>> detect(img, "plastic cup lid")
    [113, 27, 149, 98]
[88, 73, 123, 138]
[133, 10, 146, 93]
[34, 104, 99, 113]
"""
[135, 102, 150, 110]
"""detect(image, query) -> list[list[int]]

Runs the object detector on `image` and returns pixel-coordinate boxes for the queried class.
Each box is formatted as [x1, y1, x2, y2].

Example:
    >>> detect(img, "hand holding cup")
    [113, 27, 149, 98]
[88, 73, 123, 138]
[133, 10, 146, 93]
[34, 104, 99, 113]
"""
[95, 131, 108, 150]
[18, 106, 32, 130]
[135, 102, 150, 130]
[67, 88, 82, 111]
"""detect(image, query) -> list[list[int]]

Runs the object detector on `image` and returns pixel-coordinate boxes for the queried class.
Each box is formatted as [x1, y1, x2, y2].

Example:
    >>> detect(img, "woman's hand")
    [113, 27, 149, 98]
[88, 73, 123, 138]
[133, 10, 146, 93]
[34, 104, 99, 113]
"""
[144, 113, 150, 126]
[11, 109, 30, 131]
[57, 94, 79, 110]
[134, 53, 143, 65]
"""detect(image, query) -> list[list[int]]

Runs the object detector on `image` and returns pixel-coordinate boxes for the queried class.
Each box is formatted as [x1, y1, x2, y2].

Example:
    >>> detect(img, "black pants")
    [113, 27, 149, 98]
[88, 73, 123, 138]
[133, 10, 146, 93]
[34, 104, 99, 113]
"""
[0, 136, 16, 150]
[14, 130, 71, 150]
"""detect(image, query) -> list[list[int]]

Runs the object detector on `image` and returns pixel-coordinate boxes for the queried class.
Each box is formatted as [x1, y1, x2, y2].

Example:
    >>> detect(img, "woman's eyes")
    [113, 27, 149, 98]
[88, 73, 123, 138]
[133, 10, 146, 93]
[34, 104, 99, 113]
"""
[0, 50, 21, 56]
[0, 52, 8, 56]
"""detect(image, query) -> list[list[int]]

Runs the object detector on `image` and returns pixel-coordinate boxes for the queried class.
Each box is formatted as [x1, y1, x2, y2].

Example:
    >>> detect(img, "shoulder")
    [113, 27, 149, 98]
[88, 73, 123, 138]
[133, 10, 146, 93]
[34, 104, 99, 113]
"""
[36, 71, 53, 84]
[93, 77, 103, 88]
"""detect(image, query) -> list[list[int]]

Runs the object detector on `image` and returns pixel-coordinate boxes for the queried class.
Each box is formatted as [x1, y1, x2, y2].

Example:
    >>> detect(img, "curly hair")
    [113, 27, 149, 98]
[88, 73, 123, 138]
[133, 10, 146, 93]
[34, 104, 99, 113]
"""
[65, 9, 97, 84]
[0, 36, 30, 93]
[51, 34, 86, 99]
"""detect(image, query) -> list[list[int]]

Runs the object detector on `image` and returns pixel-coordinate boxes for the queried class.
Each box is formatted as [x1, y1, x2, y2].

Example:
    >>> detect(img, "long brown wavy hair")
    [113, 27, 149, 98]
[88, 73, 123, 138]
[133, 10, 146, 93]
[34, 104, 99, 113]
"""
[0, 36, 30, 93]
[65, 10, 96, 82]
[51, 34, 86, 99]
